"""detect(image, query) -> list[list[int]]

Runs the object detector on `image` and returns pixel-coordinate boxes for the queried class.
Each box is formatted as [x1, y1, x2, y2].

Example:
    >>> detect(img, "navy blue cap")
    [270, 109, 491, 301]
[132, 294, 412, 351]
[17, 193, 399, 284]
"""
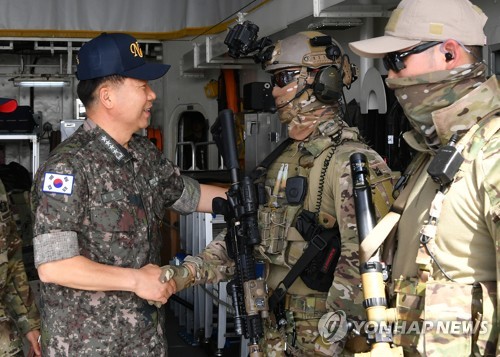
[0, 98, 17, 113]
[76, 33, 170, 81]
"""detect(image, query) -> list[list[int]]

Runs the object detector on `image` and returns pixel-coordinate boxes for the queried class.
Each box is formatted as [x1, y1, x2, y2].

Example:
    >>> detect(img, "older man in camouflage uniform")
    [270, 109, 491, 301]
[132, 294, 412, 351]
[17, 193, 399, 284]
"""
[31, 33, 226, 356]
[161, 31, 395, 356]
[350, 0, 499, 355]
[0, 98, 41, 356]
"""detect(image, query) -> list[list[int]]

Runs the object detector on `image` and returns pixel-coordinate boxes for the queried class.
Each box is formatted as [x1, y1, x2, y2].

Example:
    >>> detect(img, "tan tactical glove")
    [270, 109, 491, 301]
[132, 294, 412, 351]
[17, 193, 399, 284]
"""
[159, 264, 195, 291]
[147, 264, 195, 308]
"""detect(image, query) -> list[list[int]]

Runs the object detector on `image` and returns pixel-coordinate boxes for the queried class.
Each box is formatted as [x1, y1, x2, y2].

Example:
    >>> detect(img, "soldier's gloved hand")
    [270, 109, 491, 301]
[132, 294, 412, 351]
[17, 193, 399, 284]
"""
[159, 264, 195, 291]
[148, 300, 163, 308]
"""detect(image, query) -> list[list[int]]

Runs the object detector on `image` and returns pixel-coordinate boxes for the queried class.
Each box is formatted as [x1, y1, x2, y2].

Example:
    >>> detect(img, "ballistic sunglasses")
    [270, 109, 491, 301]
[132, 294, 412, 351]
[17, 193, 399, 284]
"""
[383, 41, 442, 72]
[270, 69, 301, 88]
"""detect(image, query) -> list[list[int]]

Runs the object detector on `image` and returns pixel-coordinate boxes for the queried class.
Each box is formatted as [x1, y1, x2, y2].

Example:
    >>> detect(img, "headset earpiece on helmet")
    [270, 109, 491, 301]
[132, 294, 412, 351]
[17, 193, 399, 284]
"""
[326, 44, 342, 59]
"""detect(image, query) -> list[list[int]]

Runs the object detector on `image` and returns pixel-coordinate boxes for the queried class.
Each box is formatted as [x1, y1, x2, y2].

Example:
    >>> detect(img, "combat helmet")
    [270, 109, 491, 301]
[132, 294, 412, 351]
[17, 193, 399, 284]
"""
[262, 31, 357, 88]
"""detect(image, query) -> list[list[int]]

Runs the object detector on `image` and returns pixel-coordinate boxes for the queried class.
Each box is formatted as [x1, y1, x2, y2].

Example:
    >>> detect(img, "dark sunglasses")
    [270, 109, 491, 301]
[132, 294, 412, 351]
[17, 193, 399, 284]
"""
[383, 41, 442, 72]
[271, 70, 301, 88]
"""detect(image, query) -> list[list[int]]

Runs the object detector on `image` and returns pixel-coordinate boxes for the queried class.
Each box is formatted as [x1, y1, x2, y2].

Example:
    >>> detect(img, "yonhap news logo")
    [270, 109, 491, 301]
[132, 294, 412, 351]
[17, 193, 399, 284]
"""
[318, 310, 491, 345]
[318, 310, 350, 343]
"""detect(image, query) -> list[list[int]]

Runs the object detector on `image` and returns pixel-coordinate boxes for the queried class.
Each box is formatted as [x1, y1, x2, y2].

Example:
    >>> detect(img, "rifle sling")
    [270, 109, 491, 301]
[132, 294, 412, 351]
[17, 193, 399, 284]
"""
[359, 153, 429, 263]
[244, 138, 296, 311]
[250, 137, 294, 180]
[268, 232, 330, 311]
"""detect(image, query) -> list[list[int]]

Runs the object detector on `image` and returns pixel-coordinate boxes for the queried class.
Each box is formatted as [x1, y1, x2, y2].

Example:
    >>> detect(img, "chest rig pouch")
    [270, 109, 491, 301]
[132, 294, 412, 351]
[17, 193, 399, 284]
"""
[257, 142, 304, 259]
[295, 209, 341, 292]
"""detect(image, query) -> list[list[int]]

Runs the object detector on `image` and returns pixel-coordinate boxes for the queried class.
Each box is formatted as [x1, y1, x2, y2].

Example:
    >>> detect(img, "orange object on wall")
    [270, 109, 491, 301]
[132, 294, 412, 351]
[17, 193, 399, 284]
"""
[222, 69, 239, 113]
[147, 126, 163, 152]
[222, 69, 246, 168]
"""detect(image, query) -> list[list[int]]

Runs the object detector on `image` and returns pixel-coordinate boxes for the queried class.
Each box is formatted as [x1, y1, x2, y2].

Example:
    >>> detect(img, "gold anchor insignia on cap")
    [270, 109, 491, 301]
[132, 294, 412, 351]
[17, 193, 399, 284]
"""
[130, 42, 143, 58]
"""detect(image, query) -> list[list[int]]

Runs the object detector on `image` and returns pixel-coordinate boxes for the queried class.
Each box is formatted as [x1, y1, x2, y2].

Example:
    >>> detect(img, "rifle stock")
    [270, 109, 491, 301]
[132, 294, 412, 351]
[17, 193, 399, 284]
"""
[211, 109, 268, 356]
[350, 153, 402, 357]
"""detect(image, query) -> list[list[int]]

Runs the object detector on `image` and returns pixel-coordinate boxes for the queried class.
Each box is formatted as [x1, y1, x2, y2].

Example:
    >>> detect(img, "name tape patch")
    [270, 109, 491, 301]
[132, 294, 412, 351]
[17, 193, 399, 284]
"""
[42, 173, 75, 195]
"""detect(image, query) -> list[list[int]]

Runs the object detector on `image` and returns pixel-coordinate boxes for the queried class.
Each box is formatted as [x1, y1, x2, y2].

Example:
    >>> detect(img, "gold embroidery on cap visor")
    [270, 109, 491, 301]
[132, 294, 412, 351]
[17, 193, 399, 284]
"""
[130, 42, 143, 57]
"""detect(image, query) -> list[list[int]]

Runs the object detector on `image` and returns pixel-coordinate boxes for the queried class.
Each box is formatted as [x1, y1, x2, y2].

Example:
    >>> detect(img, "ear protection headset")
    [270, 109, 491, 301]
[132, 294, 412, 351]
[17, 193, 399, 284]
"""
[309, 37, 358, 104]
[274, 68, 343, 110]
[312, 66, 344, 103]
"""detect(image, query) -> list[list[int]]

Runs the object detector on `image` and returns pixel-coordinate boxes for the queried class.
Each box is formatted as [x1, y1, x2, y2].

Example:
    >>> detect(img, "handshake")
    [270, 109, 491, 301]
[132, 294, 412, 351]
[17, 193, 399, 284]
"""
[148, 264, 195, 308]
[158, 264, 194, 289]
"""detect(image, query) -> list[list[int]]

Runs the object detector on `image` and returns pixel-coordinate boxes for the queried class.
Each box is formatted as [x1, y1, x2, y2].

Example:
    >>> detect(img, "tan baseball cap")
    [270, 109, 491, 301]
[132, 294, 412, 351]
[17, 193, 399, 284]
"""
[349, 0, 488, 58]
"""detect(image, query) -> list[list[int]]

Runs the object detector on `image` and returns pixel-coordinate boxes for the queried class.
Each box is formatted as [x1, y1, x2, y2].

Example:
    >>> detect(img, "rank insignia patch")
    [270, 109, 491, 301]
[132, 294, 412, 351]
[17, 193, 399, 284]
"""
[42, 173, 75, 195]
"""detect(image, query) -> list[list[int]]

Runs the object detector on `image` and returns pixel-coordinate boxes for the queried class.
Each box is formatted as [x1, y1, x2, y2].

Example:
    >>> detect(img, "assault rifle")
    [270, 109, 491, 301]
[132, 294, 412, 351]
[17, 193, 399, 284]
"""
[210, 109, 268, 357]
[350, 153, 402, 357]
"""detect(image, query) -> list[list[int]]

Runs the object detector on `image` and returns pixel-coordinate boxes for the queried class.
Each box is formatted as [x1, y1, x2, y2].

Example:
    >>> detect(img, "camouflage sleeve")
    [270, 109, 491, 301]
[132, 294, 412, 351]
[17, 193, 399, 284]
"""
[32, 160, 85, 265]
[157, 157, 201, 214]
[325, 144, 394, 319]
[480, 130, 499, 347]
[325, 146, 364, 321]
[170, 176, 200, 214]
[183, 229, 235, 285]
[33, 232, 79, 268]
[5, 236, 40, 335]
[317, 144, 394, 354]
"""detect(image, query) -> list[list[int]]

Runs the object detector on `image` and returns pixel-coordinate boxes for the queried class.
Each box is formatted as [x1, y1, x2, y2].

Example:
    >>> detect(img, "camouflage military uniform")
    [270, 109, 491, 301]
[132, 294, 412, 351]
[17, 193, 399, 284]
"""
[183, 117, 394, 356]
[0, 179, 40, 356]
[31, 119, 200, 356]
[387, 68, 499, 355]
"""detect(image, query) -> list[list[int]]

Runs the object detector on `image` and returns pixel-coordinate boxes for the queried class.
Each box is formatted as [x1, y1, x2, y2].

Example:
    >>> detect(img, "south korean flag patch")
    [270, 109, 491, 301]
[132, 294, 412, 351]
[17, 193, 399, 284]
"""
[42, 172, 75, 195]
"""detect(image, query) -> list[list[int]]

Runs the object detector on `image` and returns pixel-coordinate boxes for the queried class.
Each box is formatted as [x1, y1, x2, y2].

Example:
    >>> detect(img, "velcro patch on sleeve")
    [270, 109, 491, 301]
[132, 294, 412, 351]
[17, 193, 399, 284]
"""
[42, 172, 75, 195]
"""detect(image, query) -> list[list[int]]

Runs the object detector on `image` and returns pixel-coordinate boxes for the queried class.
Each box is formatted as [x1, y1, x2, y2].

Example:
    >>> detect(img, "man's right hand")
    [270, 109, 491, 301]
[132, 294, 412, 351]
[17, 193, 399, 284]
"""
[134, 264, 176, 305]
[25, 329, 41, 357]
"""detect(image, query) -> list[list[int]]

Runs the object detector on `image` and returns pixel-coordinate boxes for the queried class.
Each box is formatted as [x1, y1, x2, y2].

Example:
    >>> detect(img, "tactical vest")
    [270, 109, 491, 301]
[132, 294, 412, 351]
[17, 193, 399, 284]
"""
[256, 137, 343, 295]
